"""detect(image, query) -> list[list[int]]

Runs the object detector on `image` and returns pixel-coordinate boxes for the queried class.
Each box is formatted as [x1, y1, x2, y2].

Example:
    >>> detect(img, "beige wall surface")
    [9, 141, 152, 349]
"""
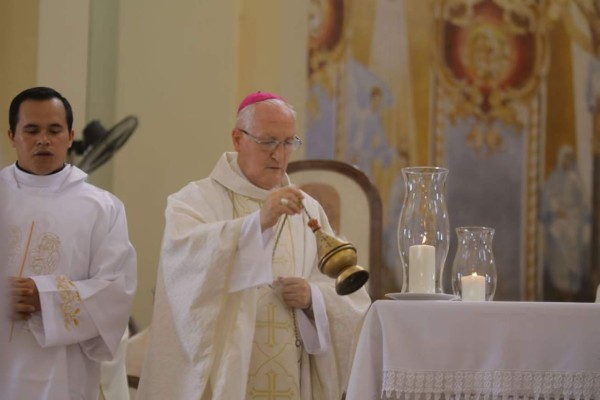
[0, 0, 309, 329]
[37, 0, 90, 134]
[84, 0, 120, 191]
[0, 0, 90, 166]
[115, 0, 309, 328]
[238, 0, 308, 137]
[0, 0, 39, 166]
[114, 0, 242, 328]
[114, 0, 308, 328]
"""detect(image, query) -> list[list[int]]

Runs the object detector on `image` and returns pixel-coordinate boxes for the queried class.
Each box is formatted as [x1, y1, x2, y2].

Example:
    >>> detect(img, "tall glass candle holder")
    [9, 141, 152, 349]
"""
[397, 167, 450, 293]
[451, 226, 497, 301]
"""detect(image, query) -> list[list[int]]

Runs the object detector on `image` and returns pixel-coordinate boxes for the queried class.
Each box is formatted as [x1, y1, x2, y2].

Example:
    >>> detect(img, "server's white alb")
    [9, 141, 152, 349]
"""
[0, 164, 137, 400]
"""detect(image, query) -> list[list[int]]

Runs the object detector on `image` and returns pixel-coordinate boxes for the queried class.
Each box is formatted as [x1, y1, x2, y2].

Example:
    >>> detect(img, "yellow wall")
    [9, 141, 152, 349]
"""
[0, 0, 90, 163]
[0, 0, 309, 329]
[237, 0, 308, 136]
[114, 0, 308, 328]
[36, 0, 90, 132]
[85, 0, 120, 191]
[0, 0, 39, 165]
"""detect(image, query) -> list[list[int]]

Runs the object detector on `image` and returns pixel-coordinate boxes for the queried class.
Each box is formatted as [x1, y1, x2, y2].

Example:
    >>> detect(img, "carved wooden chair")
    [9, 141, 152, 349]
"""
[287, 159, 384, 300]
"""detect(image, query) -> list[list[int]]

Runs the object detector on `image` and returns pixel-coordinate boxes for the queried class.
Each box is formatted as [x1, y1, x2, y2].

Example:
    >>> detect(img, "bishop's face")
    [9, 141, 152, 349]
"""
[8, 98, 74, 175]
[233, 102, 297, 190]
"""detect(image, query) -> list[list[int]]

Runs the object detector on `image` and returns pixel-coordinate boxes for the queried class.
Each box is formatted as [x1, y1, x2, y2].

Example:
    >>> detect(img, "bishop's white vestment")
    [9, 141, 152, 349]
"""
[137, 152, 371, 400]
[0, 164, 137, 400]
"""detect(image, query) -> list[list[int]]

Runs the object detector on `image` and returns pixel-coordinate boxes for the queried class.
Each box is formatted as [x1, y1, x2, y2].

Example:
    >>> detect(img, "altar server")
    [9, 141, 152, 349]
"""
[0, 86, 137, 400]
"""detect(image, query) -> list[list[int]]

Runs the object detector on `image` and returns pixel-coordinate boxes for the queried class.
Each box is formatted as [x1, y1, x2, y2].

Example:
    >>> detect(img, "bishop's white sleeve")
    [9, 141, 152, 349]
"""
[28, 200, 137, 362]
[229, 210, 274, 292]
[295, 283, 331, 354]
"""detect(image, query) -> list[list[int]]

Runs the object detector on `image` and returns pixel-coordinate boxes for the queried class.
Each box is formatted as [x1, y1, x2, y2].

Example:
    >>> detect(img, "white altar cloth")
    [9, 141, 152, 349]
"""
[346, 300, 600, 400]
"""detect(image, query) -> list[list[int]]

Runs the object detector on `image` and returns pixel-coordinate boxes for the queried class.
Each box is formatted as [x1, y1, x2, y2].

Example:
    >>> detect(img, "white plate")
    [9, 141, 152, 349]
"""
[385, 292, 460, 301]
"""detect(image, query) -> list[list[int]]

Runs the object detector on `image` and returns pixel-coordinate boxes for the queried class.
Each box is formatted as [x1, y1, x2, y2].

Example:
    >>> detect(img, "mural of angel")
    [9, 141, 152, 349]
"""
[541, 145, 591, 301]
[573, 0, 600, 151]
[346, 84, 395, 179]
[306, 0, 344, 160]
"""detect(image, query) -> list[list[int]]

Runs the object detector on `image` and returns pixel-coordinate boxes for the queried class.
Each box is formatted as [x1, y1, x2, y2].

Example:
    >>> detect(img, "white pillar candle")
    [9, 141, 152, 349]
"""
[461, 272, 486, 301]
[409, 245, 436, 293]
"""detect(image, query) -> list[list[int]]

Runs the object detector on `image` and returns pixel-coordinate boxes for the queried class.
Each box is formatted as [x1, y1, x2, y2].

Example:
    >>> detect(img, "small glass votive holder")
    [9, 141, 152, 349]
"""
[451, 226, 497, 301]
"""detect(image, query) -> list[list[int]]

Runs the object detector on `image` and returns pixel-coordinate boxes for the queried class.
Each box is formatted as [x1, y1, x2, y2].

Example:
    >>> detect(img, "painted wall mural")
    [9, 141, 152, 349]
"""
[306, 0, 599, 301]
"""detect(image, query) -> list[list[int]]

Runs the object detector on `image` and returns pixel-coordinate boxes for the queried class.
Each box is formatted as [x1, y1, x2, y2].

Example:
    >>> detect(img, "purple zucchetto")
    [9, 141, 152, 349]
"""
[237, 91, 286, 113]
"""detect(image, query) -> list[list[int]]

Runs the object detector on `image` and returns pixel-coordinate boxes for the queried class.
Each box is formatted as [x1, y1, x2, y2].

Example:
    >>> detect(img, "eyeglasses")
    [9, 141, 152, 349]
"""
[239, 129, 303, 153]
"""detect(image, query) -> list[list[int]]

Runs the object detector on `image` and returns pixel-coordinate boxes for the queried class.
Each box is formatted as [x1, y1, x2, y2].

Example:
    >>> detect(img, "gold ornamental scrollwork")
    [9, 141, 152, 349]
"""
[56, 275, 82, 331]
[433, 0, 550, 157]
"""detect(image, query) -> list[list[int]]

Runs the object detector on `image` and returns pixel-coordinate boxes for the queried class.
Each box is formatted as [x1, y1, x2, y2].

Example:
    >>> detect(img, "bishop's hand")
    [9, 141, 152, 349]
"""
[276, 276, 312, 311]
[260, 186, 304, 231]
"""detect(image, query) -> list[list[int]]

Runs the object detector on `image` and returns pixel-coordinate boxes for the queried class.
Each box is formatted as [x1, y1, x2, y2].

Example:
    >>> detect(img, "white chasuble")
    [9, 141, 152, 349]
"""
[136, 153, 371, 400]
[230, 190, 302, 398]
[245, 214, 302, 398]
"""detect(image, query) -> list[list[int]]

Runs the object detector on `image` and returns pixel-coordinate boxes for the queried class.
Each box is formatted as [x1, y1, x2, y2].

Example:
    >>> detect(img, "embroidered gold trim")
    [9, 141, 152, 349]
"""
[31, 232, 61, 275]
[56, 275, 81, 330]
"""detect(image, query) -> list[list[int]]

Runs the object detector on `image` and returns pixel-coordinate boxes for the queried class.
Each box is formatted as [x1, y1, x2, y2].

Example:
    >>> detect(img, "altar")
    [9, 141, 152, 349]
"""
[345, 300, 600, 400]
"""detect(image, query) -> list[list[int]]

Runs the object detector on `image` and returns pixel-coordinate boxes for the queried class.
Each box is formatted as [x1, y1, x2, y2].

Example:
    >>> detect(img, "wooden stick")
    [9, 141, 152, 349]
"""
[9, 221, 35, 342]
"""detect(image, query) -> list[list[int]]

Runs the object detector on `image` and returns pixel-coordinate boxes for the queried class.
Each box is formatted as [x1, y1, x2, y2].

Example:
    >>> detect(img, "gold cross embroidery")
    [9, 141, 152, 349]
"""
[255, 303, 291, 347]
[249, 370, 294, 399]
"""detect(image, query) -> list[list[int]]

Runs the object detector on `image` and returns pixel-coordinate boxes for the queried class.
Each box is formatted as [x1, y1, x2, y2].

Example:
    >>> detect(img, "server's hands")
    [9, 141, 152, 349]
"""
[10, 277, 41, 320]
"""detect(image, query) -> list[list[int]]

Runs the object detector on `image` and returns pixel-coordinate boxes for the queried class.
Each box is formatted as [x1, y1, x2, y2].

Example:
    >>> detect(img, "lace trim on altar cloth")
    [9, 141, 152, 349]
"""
[382, 370, 600, 400]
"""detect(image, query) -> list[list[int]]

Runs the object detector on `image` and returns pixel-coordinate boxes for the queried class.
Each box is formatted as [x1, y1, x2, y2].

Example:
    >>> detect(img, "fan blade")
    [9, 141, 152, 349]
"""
[78, 116, 138, 174]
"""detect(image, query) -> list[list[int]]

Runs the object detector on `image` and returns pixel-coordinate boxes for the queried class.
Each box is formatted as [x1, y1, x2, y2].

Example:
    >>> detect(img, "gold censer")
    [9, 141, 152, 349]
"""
[307, 216, 369, 295]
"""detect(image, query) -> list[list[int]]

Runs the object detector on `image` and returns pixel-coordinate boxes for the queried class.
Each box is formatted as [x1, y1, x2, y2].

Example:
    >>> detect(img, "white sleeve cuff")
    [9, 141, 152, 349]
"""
[296, 283, 330, 354]
[229, 210, 274, 292]
[28, 275, 99, 347]
[27, 275, 58, 347]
